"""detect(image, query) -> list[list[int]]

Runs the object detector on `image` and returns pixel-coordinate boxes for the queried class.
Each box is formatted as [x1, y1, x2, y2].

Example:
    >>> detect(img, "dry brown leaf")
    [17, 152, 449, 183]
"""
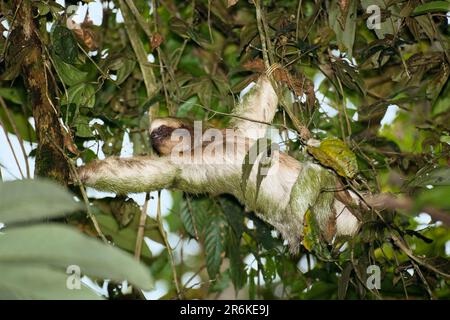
[151, 33, 164, 51]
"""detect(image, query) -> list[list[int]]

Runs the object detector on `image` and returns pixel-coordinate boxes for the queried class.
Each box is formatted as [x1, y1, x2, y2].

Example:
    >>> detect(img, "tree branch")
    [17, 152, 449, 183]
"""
[11, 0, 69, 184]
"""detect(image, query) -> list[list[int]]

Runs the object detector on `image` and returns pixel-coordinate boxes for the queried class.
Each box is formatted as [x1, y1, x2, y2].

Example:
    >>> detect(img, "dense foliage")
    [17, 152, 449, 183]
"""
[0, 0, 449, 299]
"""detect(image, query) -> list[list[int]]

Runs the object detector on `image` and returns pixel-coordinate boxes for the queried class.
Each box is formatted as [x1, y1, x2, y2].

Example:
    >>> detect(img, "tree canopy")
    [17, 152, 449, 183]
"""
[0, 0, 449, 299]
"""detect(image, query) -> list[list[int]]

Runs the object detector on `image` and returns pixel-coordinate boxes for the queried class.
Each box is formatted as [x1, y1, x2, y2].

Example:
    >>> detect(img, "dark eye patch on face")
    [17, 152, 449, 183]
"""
[150, 125, 175, 153]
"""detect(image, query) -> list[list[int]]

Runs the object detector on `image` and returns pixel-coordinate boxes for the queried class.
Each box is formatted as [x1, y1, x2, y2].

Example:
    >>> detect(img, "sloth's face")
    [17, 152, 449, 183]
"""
[149, 118, 193, 156]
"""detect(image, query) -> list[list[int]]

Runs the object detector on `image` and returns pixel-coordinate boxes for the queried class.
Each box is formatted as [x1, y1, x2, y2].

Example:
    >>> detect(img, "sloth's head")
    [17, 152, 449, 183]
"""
[149, 117, 193, 155]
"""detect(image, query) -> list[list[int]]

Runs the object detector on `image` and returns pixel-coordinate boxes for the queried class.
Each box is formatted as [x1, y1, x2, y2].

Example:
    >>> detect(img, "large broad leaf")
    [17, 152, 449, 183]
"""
[0, 224, 153, 290]
[61, 82, 96, 108]
[307, 138, 358, 178]
[0, 179, 81, 225]
[51, 25, 79, 64]
[52, 55, 88, 86]
[0, 264, 101, 299]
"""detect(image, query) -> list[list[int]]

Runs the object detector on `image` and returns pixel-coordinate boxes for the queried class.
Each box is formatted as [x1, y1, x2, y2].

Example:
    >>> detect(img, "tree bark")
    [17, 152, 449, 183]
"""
[11, 0, 69, 184]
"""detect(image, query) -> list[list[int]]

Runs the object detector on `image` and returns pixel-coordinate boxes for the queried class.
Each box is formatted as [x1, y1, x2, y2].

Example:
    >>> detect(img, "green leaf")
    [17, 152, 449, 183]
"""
[407, 166, 450, 187]
[226, 229, 246, 290]
[209, 270, 231, 293]
[253, 218, 279, 251]
[0, 108, 37, 142]
[338, 263, 352, 300]
[307, 138, 358, 178]
[73, 115, 94, 138]
[186, 197, 211, 238]
[0, 87, 26, 105]
[62, 82, 96, 108]
[169, 17, 191, 40]
[0, 264, 102, 299]
[92, 197, 165, 251]
[412, 1, 450, 15]
[116, 58, 136, 85]
[329, 0, 357, 57]
[262, 256, 276, 283]
[0, 179, 81, 225]
[204, 215, 225, 278]
[34, 2, 50, 16]
[219, 197, 244, 237]
[248, 268, 256, 300]
[440, 135, 450, 145]
[302, 208, 331, 260]
[302, 209, 316, 252]
[93, 196, 137, 228]
[52, 55, 88, 86]
[180, 200, 197, 238]
[0, 224, 153, 290]
[51, 26, 79, 64]
[302, 281, 337, 299]
[415, 186, 450, 211]
[94, 214, 154, 259]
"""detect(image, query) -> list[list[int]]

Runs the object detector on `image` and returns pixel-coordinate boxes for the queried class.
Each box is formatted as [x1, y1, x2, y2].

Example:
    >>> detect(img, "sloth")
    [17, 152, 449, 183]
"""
[78, 75, 360, 253]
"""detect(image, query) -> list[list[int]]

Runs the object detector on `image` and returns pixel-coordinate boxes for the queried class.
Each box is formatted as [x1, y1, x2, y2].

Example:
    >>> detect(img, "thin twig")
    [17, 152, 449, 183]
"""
[135, 192, 150, 260]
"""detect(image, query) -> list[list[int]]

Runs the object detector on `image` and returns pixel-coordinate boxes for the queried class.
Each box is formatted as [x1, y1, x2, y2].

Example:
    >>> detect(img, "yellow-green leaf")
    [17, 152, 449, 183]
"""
[307, 138, 358, 178]
[302, 209, 316, 252]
